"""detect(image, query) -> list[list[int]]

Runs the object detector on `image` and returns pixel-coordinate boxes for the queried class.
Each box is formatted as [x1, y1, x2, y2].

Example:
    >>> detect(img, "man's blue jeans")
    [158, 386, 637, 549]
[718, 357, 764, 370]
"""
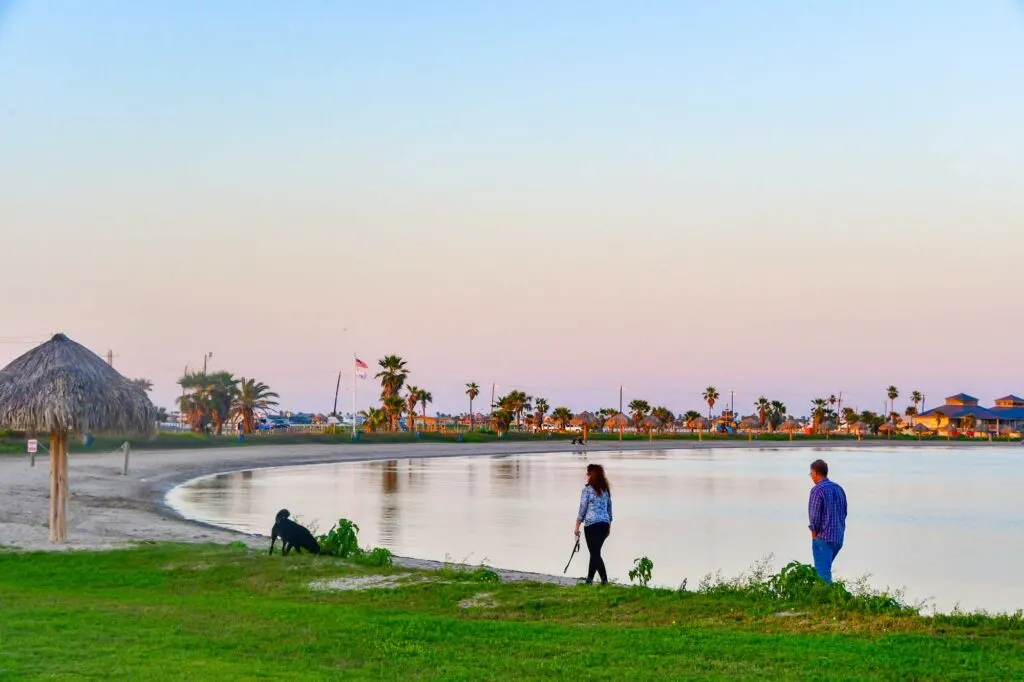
[812, 538, 842, 584]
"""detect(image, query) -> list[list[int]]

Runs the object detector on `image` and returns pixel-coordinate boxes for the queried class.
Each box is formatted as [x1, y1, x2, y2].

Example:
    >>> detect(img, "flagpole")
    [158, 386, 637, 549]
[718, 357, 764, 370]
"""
[352, 354, 357, 440]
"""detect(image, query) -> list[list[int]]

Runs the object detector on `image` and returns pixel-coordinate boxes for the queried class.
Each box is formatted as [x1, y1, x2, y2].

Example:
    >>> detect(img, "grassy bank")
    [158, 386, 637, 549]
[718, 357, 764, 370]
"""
[0, 544, 1020, 680]
[0, 428, 1012, 455]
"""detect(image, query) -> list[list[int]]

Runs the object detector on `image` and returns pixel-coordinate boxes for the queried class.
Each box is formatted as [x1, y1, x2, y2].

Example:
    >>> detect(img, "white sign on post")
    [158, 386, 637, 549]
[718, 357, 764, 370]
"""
[27, 439, 38, 454]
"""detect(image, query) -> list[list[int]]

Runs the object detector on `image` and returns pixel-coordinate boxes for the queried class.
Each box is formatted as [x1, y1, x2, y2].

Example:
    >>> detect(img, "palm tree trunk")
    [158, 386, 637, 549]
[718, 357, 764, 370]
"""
[469, 399, 474, 431]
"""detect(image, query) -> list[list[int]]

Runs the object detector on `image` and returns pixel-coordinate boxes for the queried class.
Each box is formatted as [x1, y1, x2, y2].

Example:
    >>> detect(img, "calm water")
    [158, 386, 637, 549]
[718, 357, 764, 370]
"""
[167, 447, 1024, 613]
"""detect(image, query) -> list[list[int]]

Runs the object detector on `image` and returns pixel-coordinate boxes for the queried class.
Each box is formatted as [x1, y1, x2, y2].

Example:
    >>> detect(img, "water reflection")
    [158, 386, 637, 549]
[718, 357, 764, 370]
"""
[166, 447, 1024, 613]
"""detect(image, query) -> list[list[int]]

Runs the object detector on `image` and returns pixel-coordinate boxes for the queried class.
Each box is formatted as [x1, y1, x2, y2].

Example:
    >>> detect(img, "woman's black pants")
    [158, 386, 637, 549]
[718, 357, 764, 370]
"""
[584, 522, 610, 584]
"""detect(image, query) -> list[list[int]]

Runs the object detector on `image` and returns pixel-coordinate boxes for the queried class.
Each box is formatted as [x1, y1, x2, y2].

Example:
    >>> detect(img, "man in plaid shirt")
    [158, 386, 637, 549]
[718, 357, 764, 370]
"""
[807, 459, 848, 583]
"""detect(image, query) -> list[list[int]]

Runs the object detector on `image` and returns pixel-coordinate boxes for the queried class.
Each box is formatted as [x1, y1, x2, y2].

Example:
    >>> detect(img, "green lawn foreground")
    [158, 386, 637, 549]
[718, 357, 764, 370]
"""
[0, 544, 1020, 681]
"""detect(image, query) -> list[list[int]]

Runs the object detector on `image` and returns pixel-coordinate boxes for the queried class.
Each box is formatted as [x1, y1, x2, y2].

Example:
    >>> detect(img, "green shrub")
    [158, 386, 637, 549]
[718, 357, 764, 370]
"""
[316, 518, 393, 566]
[352, 546, 394, 568]
[317, 518, 362, 559]
[629, 556, 654, 587]
[697, 558, 911, 614]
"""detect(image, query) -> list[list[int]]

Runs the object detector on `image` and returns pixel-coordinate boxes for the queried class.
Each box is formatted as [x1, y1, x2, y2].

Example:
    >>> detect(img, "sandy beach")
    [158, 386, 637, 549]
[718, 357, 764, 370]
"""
[1, 437, 1016, 576]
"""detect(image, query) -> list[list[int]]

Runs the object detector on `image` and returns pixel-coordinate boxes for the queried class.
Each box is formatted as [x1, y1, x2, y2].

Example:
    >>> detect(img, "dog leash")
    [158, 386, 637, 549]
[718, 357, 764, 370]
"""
[563, 534, 581, 574]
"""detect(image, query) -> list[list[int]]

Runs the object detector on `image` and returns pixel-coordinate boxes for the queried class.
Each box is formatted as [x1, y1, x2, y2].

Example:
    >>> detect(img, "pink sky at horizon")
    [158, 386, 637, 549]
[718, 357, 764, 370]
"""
[2, 2, 1023, 417]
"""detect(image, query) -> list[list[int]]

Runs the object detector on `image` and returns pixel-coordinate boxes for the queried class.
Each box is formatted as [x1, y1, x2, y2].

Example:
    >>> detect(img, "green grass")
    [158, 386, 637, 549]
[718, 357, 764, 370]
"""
[0, 544, 1020, 680]
[0, 427, 1007, 455]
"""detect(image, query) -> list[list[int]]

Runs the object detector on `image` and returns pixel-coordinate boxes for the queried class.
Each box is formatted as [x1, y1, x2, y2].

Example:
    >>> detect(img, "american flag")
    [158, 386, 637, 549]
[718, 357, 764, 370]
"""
[355, 357, 368, 379]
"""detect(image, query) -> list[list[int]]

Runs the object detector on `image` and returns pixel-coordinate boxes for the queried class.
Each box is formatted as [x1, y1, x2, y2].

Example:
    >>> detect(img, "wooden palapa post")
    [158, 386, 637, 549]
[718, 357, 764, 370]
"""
[49, 430, 68, 542]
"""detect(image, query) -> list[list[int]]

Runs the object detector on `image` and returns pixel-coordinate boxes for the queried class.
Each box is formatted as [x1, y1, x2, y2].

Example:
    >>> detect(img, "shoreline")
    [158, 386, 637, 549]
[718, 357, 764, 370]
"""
[2, 439, 1020, 586]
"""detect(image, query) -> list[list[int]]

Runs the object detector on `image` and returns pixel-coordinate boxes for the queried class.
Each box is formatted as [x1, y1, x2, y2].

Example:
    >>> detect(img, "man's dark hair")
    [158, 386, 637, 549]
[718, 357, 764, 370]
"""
[810, 459, 829, 477]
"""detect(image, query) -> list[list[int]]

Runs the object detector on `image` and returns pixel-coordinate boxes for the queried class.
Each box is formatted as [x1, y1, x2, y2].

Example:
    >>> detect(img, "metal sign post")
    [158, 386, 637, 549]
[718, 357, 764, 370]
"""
[27, 438, 38, 467]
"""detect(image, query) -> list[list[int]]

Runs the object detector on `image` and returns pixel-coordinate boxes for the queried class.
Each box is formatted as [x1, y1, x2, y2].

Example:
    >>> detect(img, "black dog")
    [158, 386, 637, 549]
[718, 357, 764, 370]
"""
[269, 509, 320, 556]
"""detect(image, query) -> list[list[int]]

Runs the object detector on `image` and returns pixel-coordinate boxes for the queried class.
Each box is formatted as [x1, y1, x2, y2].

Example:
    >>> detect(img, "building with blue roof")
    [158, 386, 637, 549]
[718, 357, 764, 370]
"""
[917, 393, 1023, 435]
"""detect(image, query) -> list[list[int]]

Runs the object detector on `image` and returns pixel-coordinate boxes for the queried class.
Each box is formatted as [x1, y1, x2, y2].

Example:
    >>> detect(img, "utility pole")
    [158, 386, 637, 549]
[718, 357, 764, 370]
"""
[332, 371, 342, 416]
[203, 351, 213, 374]
[619, 385, 623, 414]
[730, 389, 735, 415]
[106, 350, 114, 366]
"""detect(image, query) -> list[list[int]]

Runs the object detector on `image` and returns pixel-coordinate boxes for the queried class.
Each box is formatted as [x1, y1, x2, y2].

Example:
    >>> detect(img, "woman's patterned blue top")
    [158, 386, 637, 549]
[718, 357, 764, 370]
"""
[576, 485, 613, 526]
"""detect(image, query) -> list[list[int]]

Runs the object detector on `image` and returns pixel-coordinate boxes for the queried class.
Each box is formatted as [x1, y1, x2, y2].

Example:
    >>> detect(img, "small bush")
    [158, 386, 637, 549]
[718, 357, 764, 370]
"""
[629, 557, 654, 587]
[316, 518, 392, 565]
[318, 519, 361, 558]
[352, 547, 394, 568]
[696, 557, 912, 615]
[438, 563, 500, 583]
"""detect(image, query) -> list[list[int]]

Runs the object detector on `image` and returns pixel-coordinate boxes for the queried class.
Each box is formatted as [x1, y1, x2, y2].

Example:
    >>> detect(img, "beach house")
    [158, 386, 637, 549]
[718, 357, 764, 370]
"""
[917, 393, 1022, 434]
[990, 395, 1024, 432]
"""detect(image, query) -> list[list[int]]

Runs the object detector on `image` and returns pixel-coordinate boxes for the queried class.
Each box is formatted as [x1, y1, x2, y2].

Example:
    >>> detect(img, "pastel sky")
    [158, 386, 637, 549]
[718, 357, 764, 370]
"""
[2, 1, 1023, 417]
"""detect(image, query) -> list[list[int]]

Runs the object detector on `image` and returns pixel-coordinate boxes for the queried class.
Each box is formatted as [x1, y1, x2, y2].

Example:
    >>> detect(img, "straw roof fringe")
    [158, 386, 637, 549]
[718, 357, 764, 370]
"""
[604, 413, 631, 428]
[0, 334, 156, 435]
[571, 411, 602, 427]
[640, 415, 663, 429]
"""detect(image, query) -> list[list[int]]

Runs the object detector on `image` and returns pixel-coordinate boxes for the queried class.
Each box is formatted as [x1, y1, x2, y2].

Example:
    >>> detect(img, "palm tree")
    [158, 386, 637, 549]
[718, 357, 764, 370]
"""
[406, 385, 421, 432]
[359, 407, 388, 432]
[905, 406, 918, 426]
[154, 406, 169, 423]
[768, 400, 787, 431]
[177, 371, 237, 434]
[551, 406, 573, 430]
[491, 407, 514, 435]
[176, 374, 208, 432]
[375, 355, 408, 401]
[841, 407, 858, 429]
[886, 386, 899, 422]
[383, 394, 406, 432]
[501, 390, 532, 429]
[651, 406, 675, 430]
[755, 396, 771, 427]
[130, 378, 153, 392]
[703, 387, 720, 420]
[811, 398, 829, 432]
[962, 414, 977, 433]
[628, 399, 651, 428]
[533, 398, 550, 432]
[231, 378, 279, 434]
[910, 390, 923, 425]
[682, 410, 702, 432]
[418, 389, 433, 429]
[466, 383, 480, 430]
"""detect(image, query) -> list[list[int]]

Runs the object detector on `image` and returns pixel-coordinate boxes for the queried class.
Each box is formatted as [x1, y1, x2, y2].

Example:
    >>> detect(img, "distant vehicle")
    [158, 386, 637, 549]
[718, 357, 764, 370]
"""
[257, 417, 291, 430]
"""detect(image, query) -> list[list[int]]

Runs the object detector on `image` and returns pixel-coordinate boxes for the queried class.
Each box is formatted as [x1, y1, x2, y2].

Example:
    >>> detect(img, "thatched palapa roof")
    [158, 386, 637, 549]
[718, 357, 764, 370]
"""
[640, 415, 663, 429]
[687, 416, 712, 429]
[571, 411, 602, 427]
[604, 413, 631, 429]
[0, 334, 156, 435]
